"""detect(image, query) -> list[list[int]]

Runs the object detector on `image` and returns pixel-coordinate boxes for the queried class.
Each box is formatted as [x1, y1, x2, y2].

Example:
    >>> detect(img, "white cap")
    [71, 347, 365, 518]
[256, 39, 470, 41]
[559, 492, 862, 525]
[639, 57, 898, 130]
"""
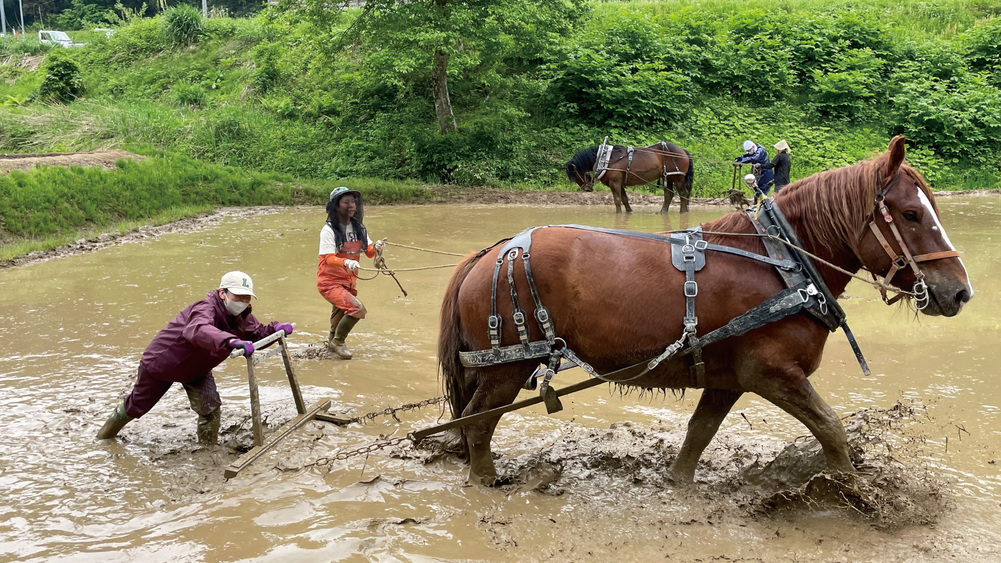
[743, 140, 755, 151]
[219, 271, 257, 298]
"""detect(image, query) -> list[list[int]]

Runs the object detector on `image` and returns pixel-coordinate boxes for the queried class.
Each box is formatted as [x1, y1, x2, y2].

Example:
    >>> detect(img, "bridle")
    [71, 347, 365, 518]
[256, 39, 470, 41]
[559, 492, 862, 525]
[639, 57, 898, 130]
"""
[568, 164, 595, 190]
[859, 169, 961, 309]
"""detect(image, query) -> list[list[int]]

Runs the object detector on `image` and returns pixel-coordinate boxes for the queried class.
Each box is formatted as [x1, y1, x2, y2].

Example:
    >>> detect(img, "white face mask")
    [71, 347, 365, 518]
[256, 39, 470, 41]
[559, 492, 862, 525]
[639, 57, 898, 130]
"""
[224, 295, 249, 316]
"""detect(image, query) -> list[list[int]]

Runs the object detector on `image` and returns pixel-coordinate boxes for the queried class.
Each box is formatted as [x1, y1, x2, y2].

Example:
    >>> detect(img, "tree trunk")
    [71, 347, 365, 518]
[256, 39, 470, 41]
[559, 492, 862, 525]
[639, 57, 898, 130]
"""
[432, 48, 458, 134]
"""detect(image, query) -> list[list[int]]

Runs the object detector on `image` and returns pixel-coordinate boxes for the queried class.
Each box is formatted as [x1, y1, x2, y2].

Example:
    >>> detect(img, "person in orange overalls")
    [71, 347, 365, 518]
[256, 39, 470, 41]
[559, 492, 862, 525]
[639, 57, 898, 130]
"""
[317, 187, 383, 359]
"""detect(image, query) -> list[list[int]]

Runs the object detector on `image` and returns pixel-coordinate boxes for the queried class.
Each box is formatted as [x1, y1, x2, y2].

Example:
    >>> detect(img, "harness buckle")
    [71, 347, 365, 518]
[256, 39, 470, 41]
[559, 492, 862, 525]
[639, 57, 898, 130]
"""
[512, 311, 526, 326]
[893, 255, 908, 270]
[684, 280, 698, 297]
[682, 243, 695, 254]
[487, 315, 500, 330]
[694, 239, 708, 251]
[535, 307, 550, 324]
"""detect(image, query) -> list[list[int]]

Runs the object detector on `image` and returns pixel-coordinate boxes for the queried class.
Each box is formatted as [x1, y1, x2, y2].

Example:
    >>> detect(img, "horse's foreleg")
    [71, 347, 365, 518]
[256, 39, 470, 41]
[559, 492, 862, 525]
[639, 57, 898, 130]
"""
[753, 377, 854, 474]
[461, 368, 526, 486]
[608, 180, 625, 213]
[669, 388, 742, 483]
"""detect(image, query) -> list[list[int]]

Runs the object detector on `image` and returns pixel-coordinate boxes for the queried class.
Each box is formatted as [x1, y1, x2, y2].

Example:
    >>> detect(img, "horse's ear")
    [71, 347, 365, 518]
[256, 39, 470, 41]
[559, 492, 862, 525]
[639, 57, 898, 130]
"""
[883, 135, 906, 178]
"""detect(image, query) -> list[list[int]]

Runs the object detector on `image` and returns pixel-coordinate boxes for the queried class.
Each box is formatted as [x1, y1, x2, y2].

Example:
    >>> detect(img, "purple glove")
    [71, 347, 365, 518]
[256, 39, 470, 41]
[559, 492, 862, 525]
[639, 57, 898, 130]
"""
[275, 323, 294, 336]
[230, 339, 255, 356]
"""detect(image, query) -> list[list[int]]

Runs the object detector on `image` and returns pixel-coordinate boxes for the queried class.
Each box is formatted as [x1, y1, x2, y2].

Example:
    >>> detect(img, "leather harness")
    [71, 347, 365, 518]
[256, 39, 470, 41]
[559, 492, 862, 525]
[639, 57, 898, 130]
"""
[457, 198, 873, 412]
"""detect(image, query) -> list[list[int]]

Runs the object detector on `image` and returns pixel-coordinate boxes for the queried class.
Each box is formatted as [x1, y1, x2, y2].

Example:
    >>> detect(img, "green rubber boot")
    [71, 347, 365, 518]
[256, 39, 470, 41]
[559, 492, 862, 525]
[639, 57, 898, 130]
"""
[197, 408, 221, 445]
[96, 400, 133, 439]
[329, 315, 360, 359]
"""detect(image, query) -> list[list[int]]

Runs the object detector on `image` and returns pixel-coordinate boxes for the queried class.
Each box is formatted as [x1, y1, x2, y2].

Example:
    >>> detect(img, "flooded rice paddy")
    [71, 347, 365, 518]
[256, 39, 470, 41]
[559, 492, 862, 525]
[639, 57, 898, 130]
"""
[1, 196, 999, 561]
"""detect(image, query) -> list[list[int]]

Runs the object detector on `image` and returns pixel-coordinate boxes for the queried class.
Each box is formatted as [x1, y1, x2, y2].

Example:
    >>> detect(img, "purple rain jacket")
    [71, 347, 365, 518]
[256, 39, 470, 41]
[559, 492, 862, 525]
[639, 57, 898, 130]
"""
[139, 290, 280, 383]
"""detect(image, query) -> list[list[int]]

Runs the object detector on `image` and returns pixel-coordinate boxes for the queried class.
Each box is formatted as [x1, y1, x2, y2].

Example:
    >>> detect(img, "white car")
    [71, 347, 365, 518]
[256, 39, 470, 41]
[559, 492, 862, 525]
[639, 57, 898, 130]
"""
[38, 30, 85, 48]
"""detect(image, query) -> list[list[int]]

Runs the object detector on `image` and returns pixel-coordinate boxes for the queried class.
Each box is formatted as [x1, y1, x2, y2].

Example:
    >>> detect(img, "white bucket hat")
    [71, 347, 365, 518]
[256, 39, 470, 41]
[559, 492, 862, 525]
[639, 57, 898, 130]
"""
[219, 271, 257, 298]
[774, 139, 791, 153]
[742, 140, 755, 151]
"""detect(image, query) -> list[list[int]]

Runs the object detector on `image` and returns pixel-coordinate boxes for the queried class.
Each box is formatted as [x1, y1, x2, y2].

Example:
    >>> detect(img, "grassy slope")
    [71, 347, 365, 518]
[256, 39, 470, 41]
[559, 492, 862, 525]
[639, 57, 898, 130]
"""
[1, 0, 999, 258]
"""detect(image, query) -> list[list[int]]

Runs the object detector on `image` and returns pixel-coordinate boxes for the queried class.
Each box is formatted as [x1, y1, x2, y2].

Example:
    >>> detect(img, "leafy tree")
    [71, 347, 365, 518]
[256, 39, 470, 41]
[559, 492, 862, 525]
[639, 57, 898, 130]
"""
[306, 0, 587, 134]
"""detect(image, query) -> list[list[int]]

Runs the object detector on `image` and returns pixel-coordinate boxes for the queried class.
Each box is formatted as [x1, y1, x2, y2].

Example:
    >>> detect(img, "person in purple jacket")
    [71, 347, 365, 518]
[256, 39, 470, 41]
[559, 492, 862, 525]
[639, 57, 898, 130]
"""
[96, 271, 294, 445]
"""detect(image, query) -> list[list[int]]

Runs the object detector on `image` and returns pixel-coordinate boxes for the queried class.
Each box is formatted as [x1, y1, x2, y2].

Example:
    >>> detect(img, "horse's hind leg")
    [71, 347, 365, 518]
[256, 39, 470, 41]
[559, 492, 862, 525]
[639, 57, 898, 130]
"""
[677, 180, 691, 214]
[668, 388, 742, 483]
[661, 177, 675, 215]
[461, 365, 529, 486]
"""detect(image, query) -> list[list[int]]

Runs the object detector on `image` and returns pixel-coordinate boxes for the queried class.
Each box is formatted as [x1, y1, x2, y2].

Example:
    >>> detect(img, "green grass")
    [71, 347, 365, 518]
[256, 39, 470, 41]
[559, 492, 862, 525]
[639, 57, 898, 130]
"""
[0, 204, 214, 261]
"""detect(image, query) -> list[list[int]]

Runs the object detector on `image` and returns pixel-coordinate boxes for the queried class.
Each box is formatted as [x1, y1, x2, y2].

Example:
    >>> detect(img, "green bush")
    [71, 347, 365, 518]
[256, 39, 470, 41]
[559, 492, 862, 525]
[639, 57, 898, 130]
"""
[890, 70, 1001, 161]
[163, 5, 203, 47]
[963, 18, 1001, 86]
[39, 52, 85, 103]
[252, 43, 282, 94]
[173, 83, 207, 107]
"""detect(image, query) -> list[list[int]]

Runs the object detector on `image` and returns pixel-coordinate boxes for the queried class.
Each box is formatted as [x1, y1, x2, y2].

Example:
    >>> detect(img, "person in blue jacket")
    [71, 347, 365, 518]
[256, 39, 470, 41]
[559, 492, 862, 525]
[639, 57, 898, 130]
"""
[733, 140, 775, 199]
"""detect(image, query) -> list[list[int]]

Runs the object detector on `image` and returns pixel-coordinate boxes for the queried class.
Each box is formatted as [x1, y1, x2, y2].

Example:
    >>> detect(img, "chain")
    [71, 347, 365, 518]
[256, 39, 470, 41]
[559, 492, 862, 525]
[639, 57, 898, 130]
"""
[338, 395, 446, 425]
[310, 434, 414, 467]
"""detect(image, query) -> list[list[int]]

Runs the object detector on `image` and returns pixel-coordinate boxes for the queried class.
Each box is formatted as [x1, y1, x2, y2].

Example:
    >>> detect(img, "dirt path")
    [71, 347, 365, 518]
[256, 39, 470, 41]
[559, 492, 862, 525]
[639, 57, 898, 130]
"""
[0, 150, 146, 172]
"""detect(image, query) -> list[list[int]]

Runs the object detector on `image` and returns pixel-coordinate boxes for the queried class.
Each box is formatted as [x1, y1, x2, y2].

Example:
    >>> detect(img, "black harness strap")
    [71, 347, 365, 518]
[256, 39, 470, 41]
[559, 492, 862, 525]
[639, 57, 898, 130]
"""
[752, 199, 871, 376]
[562, 224, 800, 271]
[506, 249, 531, 348]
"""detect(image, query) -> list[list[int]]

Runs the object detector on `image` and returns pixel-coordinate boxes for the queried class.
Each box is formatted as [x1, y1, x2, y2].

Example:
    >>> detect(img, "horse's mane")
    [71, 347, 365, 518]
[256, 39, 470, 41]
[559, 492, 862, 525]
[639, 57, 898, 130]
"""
[711, 151, 934, 255]
[566, 146, 599, 179]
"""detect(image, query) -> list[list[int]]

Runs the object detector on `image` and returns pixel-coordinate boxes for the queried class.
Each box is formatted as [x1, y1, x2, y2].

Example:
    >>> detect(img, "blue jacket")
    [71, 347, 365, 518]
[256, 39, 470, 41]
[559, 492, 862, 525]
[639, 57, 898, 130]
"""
[734, 145, 775, 192]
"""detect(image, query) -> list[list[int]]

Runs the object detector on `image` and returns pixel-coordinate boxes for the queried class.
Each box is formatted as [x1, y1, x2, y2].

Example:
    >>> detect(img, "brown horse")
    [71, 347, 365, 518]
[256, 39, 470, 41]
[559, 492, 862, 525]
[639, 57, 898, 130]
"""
[441, 136, 972, 485]
[566, 141, 695, 214]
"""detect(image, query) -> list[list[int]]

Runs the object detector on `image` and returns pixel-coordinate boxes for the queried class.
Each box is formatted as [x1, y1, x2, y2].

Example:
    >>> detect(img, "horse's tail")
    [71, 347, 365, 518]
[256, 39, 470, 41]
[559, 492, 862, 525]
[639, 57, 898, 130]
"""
[438, 253, 481, 430]
[682, 148, 695, 197]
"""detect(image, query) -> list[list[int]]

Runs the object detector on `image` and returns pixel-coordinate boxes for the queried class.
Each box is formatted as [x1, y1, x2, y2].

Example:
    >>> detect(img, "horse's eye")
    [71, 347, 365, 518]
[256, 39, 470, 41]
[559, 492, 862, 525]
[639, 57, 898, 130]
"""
[902, 210, 920, 222]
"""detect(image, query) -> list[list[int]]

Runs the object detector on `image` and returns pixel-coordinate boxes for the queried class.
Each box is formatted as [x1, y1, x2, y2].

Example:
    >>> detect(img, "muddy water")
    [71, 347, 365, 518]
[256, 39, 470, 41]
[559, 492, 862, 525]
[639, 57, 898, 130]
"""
[1, 197, 999, 562]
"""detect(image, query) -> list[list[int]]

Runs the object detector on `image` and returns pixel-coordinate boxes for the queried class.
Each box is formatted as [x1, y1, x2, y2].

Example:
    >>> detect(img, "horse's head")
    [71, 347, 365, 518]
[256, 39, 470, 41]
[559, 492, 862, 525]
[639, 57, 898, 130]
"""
[855, 136, 973, 316]
[566, 162, 595, 192]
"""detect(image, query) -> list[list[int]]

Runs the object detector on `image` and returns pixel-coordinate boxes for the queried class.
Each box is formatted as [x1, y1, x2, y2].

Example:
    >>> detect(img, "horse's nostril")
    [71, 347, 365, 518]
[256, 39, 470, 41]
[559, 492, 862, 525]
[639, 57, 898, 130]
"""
[955, 288, 971, 306]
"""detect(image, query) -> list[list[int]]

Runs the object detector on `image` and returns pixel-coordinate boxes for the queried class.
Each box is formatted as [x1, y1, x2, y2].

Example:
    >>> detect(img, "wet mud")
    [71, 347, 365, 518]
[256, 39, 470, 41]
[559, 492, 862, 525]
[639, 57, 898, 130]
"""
[2, 199, 999, 561]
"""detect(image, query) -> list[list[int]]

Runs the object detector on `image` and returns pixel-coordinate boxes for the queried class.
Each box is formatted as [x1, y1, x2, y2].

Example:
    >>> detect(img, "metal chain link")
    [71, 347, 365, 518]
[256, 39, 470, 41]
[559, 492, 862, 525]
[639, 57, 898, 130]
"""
[310, 434, 413, 467]
[299, 396, 446, 468]
[338, 395, 446, 425]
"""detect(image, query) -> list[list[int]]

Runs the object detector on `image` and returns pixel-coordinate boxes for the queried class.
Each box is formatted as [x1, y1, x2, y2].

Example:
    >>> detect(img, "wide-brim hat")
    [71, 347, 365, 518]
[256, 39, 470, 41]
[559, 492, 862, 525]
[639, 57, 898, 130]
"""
[219, 270, 257, 298]
[774, 139, 791, 153]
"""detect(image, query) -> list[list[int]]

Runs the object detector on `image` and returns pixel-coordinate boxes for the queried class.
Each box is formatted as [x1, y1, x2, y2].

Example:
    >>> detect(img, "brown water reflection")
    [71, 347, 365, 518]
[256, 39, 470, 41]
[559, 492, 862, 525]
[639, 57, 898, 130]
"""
[1, 197, 999, 561]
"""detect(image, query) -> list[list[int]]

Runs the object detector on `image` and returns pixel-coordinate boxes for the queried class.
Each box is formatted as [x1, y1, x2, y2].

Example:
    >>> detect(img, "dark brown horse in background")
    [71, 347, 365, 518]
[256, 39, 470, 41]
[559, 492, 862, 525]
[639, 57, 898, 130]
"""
[441, 136, 972, 485]
[566, 141, 695, 214]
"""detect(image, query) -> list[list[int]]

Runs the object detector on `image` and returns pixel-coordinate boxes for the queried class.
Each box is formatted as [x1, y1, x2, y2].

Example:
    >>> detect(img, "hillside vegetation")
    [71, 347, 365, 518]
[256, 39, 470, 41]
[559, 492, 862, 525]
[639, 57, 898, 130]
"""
[0, 0, 999, 253]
